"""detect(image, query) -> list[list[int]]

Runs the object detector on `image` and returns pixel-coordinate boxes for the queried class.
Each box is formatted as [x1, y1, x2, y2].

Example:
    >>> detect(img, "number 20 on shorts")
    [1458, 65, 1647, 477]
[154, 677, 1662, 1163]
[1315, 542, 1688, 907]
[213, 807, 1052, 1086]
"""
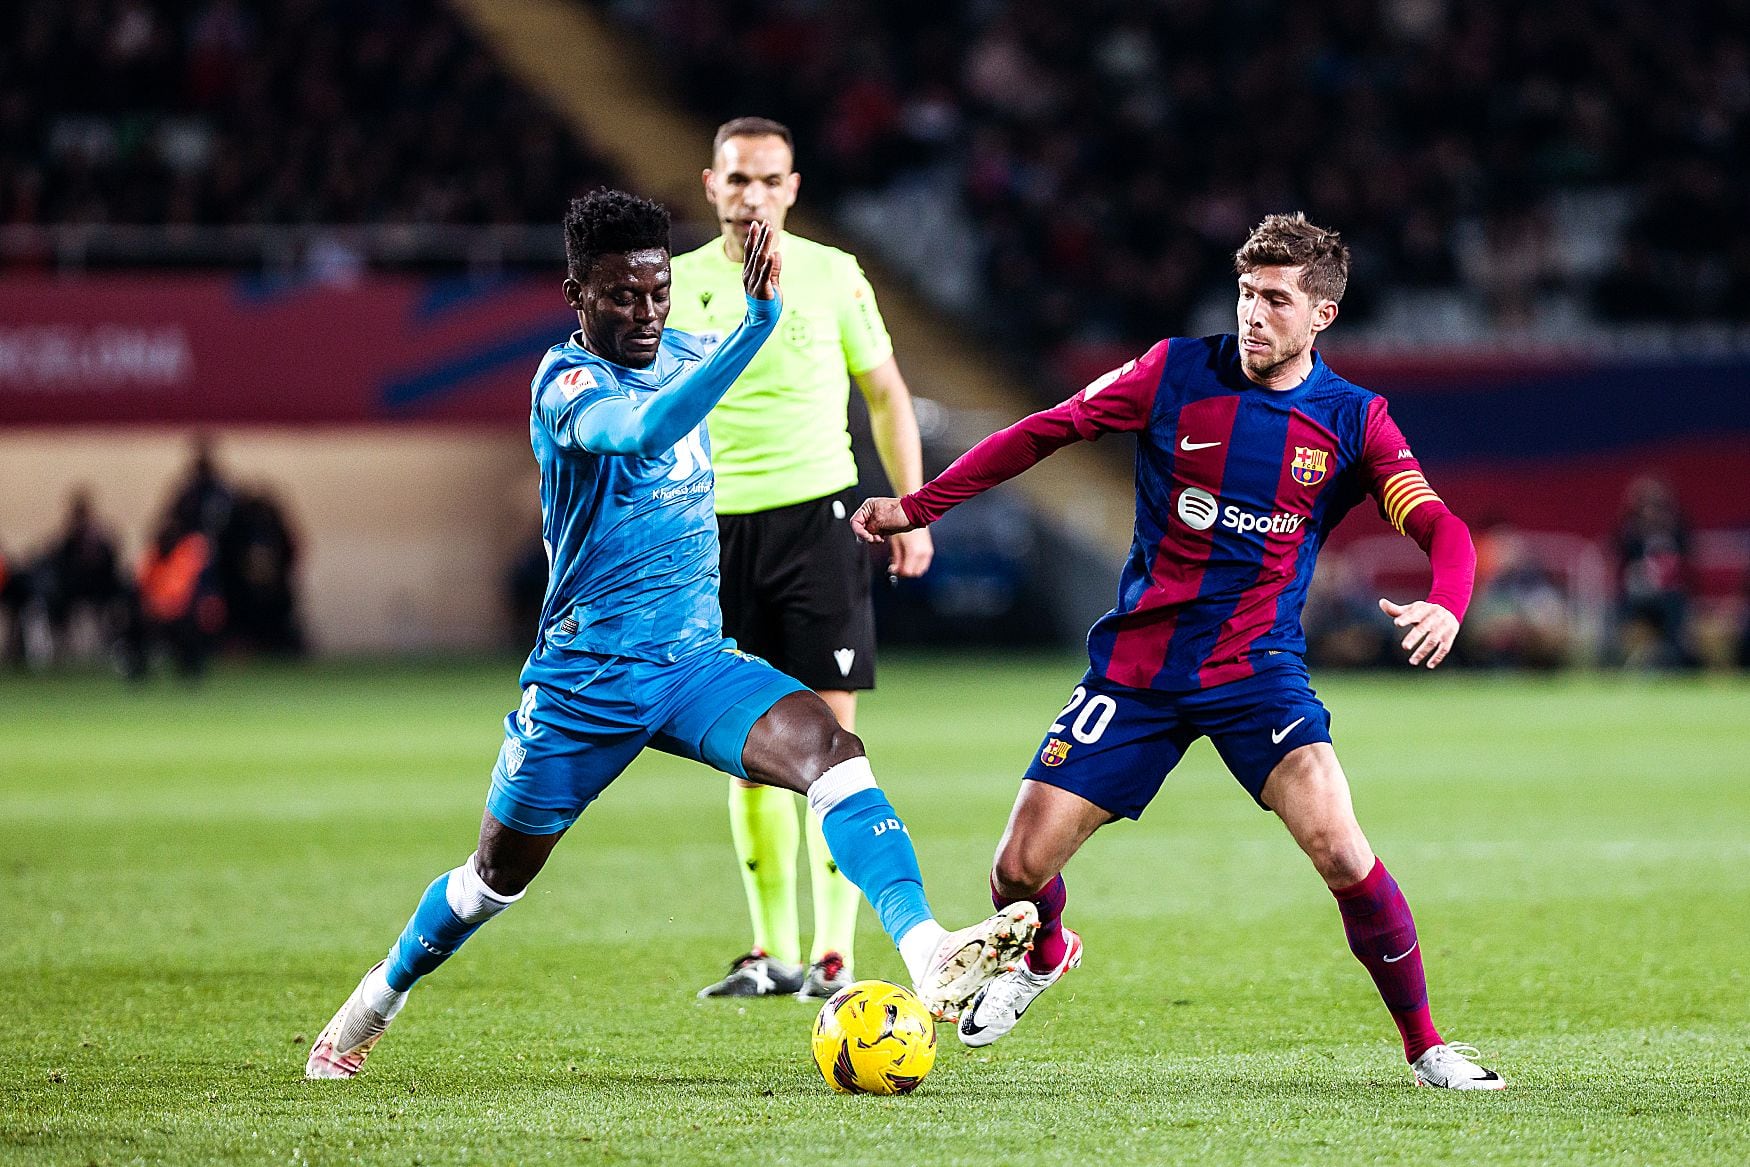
[1049, 686, 1117, 744]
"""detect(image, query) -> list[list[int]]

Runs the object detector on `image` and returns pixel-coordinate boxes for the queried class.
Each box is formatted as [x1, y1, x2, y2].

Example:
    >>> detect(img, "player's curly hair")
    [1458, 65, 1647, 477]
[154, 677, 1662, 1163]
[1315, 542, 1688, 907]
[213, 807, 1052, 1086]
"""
[564, 189, 671, 281]
[1234, 212, 1350, 303]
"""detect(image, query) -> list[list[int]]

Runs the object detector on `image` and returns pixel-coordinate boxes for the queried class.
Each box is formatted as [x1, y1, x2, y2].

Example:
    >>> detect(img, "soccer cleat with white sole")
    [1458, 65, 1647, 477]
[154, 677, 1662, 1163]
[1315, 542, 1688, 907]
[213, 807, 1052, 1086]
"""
[915, 902, 1039, 1023]
[958, 928, 1082, 1047]
[305, 962, 401, 1080]
[1411, 1042, 1506, 1090]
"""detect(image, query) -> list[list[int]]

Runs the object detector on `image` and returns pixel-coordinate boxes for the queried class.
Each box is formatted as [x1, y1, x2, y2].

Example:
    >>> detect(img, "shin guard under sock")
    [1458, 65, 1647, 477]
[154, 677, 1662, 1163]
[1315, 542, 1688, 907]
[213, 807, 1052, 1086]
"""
[1332, 858, 1443, 1062]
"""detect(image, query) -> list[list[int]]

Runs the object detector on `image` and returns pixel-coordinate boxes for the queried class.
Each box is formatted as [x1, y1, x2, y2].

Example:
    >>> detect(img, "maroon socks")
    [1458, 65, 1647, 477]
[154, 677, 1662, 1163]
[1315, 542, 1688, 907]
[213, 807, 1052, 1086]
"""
[992, 873, 1069, 974]
[1332, 858, 1443, 1062]
[991, 859, 1442, 1060]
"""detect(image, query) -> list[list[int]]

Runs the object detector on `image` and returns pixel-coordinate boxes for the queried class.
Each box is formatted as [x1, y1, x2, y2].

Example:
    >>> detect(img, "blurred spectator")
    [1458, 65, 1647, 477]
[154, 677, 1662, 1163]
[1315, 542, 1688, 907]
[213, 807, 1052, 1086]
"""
[36, 488, 130, 661]
[1465, 523, 1574, 669]
[217, 486, 305, 656]
[1302, 551, 1394, 669]
[0, 492, 133, 668]
[166, 436, 235, 539]
[0, 540, 25, 666]
[1612, 476, 1696, 669]
[1738, 573, 1750, 670]
[131, 507, 222, 679]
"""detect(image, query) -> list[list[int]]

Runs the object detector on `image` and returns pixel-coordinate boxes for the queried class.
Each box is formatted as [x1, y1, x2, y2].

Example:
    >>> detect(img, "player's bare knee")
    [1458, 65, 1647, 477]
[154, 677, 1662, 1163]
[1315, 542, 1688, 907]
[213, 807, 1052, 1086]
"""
[471, 838, 548, 898]
[1302, 830, 1371, 886]
[788, 716, 861, 783]
[744, 692, 865, 792]
[991, 849, 1050, 899]
[471, 855, 531, 899]
[823, 725, 864, 769]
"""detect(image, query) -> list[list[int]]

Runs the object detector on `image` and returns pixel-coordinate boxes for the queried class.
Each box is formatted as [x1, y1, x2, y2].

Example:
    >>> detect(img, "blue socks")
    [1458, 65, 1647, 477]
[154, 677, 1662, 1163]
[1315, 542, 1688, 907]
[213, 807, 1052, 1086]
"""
[806, 759, 935, 944]
[384, 855, 519, 992]
[378, 760, 927, 998]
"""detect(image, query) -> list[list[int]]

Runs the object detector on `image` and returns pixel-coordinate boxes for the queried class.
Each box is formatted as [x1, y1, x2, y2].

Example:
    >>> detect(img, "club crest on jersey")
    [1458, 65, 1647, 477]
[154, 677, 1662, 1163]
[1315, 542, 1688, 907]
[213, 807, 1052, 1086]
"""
[1040, 739, 1072, 767]
[1291, 446, 1330, 486]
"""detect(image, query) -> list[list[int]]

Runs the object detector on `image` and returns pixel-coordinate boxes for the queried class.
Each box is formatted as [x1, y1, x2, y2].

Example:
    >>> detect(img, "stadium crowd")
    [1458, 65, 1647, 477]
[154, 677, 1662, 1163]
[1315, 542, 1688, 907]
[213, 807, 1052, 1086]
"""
[6, 0, 1744, 328]
[604, 0, 1750, 348]
[0, 440, 302, 676]
[0, 1, 1743, 672]
[1, 0, 614, 231]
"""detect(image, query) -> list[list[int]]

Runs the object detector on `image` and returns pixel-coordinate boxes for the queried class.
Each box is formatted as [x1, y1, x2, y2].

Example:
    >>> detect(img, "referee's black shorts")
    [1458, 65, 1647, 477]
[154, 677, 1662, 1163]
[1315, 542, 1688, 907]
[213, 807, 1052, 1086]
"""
[716, 488, 875, 691]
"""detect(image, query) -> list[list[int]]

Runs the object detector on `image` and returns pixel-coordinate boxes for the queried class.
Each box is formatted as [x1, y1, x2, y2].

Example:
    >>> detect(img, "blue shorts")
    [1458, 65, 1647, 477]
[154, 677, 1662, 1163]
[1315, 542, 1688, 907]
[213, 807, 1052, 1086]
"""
[486, 642, 807, 835]
[1022, 661, 1333, 817]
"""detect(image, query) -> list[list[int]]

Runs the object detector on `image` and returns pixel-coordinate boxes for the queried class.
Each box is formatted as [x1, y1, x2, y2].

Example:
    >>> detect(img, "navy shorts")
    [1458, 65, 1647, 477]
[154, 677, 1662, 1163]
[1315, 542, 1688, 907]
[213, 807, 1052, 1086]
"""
[486, 641, 807, 835]
[1022, 661, 1333, 817]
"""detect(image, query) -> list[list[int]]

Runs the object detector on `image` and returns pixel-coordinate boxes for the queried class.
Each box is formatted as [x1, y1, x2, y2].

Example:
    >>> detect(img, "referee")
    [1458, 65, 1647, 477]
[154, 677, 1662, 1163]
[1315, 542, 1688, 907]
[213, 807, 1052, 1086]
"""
[671, 117, 934, 1000]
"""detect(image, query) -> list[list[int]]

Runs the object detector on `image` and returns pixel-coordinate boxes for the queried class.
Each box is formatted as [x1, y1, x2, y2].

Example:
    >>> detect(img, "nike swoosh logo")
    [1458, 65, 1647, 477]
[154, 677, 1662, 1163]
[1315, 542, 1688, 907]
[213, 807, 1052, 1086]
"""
[958, 994, 1029, 1038]
[1270, 717, 1306, 744]
[1180, 436, 1221, 451]
[1382, 941, 1418, 964]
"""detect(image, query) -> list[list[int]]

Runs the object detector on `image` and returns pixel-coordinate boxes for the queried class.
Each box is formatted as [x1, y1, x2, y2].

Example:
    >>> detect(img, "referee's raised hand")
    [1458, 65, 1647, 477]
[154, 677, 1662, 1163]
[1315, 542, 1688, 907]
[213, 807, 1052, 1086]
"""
[741, 219, 781, 300]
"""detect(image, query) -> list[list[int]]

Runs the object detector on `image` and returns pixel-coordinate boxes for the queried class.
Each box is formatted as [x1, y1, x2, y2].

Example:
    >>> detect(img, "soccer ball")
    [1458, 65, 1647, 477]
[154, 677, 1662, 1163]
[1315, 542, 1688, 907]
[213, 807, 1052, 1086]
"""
[810, 979, 937, 1095]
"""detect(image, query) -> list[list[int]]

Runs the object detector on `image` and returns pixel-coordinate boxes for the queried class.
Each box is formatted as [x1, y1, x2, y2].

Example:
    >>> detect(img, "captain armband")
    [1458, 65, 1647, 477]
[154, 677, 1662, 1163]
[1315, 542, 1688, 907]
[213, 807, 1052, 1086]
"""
[1379, 470, 1442, 535]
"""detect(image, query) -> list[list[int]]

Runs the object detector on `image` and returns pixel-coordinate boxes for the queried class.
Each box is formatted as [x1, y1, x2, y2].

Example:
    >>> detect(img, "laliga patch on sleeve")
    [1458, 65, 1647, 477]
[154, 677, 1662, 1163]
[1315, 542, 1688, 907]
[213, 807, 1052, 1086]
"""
[1083, 358, 1137, 399]
[557, 366, 598, 400]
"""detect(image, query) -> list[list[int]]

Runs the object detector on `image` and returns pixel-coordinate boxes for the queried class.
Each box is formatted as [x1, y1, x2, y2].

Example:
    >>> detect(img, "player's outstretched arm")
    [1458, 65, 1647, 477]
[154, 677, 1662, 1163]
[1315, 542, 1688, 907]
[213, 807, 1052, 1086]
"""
[576, 222, 782, 456]
[862, 339, 1170, 536]
[851, 400, 1085, 541]
[1360, 398, 1476, 669]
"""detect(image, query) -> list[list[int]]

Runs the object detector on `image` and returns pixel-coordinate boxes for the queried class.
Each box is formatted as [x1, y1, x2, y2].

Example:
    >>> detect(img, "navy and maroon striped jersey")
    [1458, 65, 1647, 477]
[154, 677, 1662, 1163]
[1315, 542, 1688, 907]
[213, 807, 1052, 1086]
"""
[904, 334, 1467, 692]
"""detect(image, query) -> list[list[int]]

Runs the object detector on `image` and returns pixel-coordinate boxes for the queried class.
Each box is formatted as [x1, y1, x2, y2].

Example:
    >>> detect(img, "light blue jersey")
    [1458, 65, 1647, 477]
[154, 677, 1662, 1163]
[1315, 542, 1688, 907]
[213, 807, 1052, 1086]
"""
[488, 294, 811, 835]
[355, 288, 938, 1014]
[523, 327, 725, 673]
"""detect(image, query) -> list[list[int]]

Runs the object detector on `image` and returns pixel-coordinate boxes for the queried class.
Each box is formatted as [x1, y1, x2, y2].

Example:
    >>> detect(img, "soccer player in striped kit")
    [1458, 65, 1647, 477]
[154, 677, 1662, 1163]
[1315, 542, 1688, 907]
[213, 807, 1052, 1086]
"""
[853, 213, 1505, 1090]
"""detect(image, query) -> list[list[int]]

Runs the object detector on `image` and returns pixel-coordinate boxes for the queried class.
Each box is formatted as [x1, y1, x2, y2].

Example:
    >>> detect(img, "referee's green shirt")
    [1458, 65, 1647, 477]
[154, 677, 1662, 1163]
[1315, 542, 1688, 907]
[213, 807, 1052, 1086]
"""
[668, 233, 894, 514]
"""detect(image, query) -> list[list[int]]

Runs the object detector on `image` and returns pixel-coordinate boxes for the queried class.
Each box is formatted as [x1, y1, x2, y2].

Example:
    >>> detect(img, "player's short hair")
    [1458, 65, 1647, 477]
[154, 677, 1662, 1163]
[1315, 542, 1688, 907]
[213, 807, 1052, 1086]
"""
[712, 116, 794, 160]
[1233, 213, 1350, 303]
[564, 189, 671, 281]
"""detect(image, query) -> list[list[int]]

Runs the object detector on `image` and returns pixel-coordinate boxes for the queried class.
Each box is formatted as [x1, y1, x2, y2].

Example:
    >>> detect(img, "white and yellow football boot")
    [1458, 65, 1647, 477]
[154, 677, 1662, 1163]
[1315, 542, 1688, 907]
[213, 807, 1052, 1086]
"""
[305, 961, 405, 1080]
[914, 902, 1039, 1024]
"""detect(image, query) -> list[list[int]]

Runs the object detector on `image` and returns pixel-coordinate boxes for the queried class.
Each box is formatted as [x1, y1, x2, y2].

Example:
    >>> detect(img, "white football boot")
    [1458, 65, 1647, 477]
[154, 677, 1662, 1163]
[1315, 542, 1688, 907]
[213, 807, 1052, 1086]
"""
[958, 927, 1082, 1047]
[305, 961, 404, 1080]
[1411, 1042, 1506, 1090]
[915, 902, 1039, 1023]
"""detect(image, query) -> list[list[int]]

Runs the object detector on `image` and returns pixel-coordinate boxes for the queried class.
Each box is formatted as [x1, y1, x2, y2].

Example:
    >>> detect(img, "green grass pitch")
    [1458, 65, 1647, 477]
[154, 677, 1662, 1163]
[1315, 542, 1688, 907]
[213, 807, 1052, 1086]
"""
[3, 656, 1747, 1165]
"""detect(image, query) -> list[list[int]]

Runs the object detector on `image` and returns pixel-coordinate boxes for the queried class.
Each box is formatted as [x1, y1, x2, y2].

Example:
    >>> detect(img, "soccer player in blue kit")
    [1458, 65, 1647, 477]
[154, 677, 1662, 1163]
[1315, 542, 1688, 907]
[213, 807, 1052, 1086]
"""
[306, 191, 1035, 1079]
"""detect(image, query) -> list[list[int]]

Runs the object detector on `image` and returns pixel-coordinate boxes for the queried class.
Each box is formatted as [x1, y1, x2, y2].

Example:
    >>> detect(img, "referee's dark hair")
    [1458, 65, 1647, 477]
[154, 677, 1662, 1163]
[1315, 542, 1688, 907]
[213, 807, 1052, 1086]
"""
[564, 189, 672, 281]
[712, 116, 794, 158]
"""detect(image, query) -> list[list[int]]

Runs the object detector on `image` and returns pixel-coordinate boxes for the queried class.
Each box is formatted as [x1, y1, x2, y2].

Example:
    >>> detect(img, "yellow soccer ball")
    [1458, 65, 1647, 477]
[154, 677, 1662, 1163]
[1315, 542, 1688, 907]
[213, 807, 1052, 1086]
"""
[810, 979, 938, 1095]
